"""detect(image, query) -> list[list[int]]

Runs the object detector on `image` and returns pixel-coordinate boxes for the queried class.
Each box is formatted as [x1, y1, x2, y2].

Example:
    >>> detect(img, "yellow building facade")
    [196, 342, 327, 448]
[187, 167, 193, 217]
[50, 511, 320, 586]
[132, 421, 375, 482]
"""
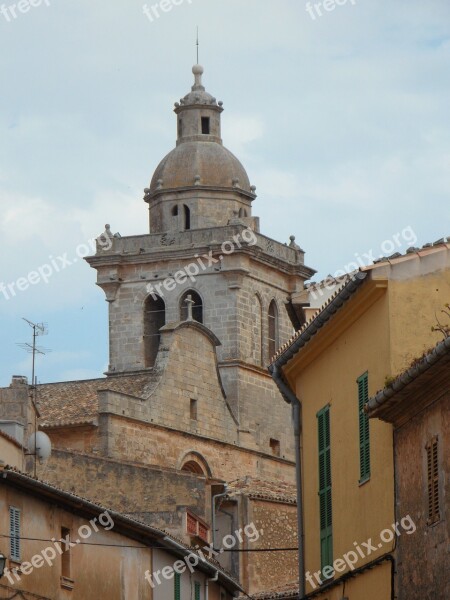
[270, 242, 450, 599]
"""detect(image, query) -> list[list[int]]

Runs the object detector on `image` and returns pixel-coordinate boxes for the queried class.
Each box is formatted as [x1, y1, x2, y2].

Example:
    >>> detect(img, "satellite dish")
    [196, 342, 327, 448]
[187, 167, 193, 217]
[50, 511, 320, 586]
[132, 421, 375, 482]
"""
[27, 432, 52, 462]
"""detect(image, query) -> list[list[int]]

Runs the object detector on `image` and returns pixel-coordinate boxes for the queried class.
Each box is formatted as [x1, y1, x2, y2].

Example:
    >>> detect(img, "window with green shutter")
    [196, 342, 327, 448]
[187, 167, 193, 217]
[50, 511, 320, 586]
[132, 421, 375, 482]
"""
[194, 581, 201, 600]
[357, 372, 370, 482]
[317, 405, 332, 574]
[174, 572, 181, 600]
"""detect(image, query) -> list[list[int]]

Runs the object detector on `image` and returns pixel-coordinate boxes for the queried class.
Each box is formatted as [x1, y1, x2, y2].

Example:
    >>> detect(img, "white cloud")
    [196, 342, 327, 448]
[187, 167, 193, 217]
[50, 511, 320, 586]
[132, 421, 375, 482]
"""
[1, 0, 449, 382]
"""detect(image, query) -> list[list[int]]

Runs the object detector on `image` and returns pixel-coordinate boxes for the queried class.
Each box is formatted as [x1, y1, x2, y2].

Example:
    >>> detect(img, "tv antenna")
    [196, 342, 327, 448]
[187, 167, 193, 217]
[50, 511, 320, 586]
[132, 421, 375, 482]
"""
[17, 318, 50, 387]
[17, 318, 51, 477]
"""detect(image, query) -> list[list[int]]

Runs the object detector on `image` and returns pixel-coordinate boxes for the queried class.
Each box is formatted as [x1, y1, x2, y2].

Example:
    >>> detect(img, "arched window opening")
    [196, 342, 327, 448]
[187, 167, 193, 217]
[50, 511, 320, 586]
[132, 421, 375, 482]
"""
[180, 290, 203, 324]
[183, 205, 191, 230]
[172, 205, 178, 216]
[144, 295, 166, 367]
[238, 207, 248, 218]
[252, 294, 263, 365]
[268, 300, 279, 360]
[182, 461, 205, 476]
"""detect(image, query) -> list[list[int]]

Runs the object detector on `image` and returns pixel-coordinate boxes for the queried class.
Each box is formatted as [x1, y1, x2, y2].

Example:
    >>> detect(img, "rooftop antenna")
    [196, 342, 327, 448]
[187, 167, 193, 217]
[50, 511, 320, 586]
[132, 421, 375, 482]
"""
[17, 318, 51, 477]
[17, 318, 50, 387]
[196, 26, 199, 64]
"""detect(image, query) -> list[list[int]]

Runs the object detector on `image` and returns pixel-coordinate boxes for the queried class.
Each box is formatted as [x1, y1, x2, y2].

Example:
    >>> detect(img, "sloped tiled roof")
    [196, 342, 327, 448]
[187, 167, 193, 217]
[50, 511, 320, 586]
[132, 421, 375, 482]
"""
[271, 238, 450, 367]
[227, 477, 297, 505]
[243, 581, 298, 600]
[0, 465, 242, 593]
[37, 373, 156, 428]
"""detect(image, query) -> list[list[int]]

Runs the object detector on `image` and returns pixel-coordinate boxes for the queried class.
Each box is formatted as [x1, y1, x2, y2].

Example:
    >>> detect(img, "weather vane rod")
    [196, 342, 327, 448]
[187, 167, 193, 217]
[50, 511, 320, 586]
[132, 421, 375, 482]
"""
[196, 26, 199, 64]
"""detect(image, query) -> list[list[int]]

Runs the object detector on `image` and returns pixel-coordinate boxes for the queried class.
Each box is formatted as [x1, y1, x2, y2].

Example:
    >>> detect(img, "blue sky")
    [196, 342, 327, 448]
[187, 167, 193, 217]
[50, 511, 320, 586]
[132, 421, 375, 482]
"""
[1, 0, 449, 385]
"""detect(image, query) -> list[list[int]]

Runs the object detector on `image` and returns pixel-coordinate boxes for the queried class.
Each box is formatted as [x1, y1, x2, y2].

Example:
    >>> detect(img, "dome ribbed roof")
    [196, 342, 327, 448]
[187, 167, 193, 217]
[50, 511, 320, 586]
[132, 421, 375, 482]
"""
[149, 141, 251, 193]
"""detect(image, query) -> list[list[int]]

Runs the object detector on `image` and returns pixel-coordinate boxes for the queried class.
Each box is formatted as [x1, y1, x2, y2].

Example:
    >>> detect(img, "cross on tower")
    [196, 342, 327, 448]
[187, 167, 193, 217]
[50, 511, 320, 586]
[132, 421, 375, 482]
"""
[184, 294, 195, 321]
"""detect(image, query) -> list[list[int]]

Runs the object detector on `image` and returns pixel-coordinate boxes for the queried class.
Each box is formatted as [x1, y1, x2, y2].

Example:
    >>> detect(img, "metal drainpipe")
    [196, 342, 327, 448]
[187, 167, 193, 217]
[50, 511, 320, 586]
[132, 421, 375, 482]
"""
[212, 487, 228, 551]
[271, 365, 305, 600]
[205, 570, 219, 600]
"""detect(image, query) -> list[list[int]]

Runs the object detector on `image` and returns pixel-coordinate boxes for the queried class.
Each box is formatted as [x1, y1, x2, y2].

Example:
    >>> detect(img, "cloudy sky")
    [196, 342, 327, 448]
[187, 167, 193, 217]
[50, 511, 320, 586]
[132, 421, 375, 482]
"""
[0, 0, 449, 385]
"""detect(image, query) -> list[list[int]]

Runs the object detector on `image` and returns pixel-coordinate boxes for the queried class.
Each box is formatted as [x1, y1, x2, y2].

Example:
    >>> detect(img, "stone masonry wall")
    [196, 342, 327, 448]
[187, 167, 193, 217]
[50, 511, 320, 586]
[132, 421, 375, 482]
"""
[394, 390, 449, 600]
[41, 448, 207, 538]
[245, 499, 298, 594]
[98, 414, 295, 484]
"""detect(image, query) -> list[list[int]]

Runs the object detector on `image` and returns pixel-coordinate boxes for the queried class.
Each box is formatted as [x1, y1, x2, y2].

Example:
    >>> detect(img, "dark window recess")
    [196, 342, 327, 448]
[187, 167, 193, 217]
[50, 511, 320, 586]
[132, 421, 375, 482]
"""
[184, 205, 191, 230]
[201, 117, 210, 134]
[268, 300, 278, 359]
[190, 399, 198, 421]
[61, 527, 71, 578]
[178, 118, 183, 138]
[182, 461, 204, 475]
[144, 295, 166, 367]
[270, 438, 280, 457]
[172, 205, 178, 216]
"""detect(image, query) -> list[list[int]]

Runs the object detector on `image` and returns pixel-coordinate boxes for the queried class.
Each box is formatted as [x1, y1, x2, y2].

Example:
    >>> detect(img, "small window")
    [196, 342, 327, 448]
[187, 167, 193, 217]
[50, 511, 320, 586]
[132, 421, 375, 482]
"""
[238, 208, 248, 218]
[357, 373, 370, 482]
[9, 507, 21, 562]
[201, 117, 210, 134]
[178, 118, 183, 138]
[195, 580, 201, 600]
[426, 436, 440, 525]
[172, 205, 178, 217]
[184, 204, 191, 230]
[190, 399, 198, 421]
[270, 438, 280, 457]
[268, 300, 279, 359]
[61, 527, 71, 579]
[174, 572, 181, 600]
[144, 295, 166, 368]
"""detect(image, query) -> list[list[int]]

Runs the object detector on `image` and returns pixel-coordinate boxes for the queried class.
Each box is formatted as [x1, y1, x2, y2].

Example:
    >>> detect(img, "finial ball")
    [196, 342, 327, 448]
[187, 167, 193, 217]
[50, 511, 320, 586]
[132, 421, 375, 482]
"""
[192, 64, 204, 75]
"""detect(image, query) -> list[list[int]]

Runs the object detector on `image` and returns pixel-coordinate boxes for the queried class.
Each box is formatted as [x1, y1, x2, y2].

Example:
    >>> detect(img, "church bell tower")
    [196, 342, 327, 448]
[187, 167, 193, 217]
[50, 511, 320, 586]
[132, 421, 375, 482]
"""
[86, 64, 316, 460]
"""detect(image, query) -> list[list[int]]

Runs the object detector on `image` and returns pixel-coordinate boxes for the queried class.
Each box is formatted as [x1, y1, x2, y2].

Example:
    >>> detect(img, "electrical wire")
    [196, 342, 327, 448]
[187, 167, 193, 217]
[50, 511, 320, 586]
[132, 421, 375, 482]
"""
[0, 533, 297, 551]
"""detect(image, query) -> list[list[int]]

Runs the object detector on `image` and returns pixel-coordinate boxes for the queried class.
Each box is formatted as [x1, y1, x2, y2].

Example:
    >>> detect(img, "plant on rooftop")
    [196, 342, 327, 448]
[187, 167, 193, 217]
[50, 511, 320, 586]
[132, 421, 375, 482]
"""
[431, 303, 450, 339]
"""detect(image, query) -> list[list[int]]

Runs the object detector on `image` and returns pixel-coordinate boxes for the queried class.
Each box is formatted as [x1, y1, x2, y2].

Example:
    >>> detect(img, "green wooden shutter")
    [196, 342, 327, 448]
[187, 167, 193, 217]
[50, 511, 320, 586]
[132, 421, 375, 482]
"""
[174, 572, 181, 600]
[357, 373, 370, 482]
[194, 581, 201, 600]
[317, 406, 332, 572]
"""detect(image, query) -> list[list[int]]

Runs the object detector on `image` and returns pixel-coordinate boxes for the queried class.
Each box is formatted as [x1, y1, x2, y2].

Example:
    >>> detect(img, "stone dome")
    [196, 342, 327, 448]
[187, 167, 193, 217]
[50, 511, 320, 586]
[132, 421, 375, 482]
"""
[149, 141, 252, 194]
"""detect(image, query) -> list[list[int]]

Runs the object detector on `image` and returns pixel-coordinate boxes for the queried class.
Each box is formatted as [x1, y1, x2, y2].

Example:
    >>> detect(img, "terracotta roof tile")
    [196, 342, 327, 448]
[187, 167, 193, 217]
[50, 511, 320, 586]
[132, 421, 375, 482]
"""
[242, 581, 298, 600]
[37, 373, 156, 427]
[227, 477, 297, 504]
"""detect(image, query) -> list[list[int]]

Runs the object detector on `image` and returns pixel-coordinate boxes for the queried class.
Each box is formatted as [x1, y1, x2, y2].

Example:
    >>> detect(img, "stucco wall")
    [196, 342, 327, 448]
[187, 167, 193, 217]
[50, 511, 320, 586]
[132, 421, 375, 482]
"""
[0, 482, 152, 600]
